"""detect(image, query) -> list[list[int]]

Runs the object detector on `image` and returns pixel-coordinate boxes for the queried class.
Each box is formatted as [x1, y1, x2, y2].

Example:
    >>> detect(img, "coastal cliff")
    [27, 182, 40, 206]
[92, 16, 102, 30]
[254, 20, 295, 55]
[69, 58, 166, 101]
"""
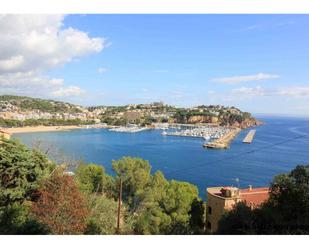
[173, 109, 262, 129]
[187, 115, 219, 124]
[230, 117, 263, 129]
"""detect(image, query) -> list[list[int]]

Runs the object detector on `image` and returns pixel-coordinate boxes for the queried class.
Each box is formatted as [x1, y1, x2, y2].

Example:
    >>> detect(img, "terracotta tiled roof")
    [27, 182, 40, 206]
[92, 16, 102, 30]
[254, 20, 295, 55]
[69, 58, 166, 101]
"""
[239, 187, 269, 207]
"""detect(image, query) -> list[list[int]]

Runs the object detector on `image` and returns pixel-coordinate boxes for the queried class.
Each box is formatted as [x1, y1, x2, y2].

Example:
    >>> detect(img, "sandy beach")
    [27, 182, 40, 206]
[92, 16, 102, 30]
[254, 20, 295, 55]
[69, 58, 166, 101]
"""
[3, 125, 84, 134]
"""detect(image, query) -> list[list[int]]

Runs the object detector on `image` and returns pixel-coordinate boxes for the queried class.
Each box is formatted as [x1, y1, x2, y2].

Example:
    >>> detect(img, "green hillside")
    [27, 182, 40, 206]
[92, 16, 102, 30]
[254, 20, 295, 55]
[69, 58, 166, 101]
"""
[0, 95, 83, 113]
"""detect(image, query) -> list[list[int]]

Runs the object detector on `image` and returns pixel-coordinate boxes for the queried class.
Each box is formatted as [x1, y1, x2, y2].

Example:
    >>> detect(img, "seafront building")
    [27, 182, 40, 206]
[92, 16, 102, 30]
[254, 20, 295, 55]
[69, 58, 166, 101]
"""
[206, 186, 269, 233]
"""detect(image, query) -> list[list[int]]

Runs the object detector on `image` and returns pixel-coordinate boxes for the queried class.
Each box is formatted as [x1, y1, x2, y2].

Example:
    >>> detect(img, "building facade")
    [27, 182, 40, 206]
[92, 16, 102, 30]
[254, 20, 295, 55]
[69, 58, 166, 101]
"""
[206, 186, 269, 233]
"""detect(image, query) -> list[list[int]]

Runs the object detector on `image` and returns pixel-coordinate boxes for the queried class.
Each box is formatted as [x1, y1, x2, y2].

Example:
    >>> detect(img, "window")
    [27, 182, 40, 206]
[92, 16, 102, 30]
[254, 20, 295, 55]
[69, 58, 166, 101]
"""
[208, 206, 212, 215]
[207, 221, 212, 230]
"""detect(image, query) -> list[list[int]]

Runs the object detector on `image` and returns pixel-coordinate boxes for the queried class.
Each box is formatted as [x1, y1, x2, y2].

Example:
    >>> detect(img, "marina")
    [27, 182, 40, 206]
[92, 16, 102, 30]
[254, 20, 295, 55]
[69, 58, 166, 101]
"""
[109, 126, 150, 133]
[243, 130, 256, 143]
[162, 126, 233, 140]
[203, 128, 241, 149]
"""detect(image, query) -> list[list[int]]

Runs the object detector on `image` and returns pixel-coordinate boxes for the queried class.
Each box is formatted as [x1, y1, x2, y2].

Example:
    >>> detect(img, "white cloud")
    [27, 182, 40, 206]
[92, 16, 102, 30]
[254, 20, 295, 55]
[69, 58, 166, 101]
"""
[0, 71, 83, 98]
[231, 86, 268, 96]
[0, 72, 63, 93]
[0, 15, 104, 74]
[0, 55, 24, 71]
[212, 73, 280, 84]
[231, 86, 309, 99]
[277, 86, 309, 98]
[97, 67, 108, 74]
[51, 86, 84, 97]
[0, 14, 106, 99]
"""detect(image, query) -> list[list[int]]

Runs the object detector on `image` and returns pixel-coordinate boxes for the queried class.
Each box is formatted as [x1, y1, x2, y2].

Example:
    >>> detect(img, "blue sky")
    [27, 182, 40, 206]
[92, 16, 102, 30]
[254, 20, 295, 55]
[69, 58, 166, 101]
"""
[1, 14, 309, 116]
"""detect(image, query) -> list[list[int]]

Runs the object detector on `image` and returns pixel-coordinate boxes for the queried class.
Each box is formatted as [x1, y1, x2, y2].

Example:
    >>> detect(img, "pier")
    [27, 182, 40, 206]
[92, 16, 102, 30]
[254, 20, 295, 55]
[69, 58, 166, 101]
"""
[203, 128, 241, 149]
[243, 130, 256, 143]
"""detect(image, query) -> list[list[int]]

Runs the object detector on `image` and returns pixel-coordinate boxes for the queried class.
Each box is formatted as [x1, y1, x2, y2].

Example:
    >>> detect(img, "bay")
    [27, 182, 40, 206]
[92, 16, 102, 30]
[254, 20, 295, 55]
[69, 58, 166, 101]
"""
[13, 116, 309, 198]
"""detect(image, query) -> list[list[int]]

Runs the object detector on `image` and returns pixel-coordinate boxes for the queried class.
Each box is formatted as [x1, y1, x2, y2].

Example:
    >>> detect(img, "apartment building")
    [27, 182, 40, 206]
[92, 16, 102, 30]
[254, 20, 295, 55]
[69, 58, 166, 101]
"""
[206, 186, 269, 233]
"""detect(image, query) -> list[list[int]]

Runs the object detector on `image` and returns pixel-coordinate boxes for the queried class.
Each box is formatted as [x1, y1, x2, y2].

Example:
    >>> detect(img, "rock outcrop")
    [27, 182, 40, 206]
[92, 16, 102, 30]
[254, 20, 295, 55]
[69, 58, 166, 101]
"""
[187, 115, 219, 124]
[230, 118, 263, 129]
[174, 114, 262, 129]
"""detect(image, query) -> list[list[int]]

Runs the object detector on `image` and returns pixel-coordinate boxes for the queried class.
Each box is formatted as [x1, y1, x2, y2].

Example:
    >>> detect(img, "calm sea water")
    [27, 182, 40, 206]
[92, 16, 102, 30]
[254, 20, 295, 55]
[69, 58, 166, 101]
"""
[13, 116, 309, 198]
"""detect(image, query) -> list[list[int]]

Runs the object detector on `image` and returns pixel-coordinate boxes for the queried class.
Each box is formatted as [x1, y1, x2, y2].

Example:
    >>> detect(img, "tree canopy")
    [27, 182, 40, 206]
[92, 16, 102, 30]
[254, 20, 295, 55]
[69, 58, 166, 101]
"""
[112, 157, 202, 234]
[31, 169, 89, 235]
[0, 139, 55, 207]
[84, 194, 119, 235]
[75, 163, 114, 196]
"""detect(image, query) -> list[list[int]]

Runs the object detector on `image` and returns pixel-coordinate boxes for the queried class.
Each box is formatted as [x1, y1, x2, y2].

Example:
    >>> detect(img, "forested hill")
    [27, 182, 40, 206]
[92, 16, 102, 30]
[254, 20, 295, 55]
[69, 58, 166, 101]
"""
[0, 95, 84, 113]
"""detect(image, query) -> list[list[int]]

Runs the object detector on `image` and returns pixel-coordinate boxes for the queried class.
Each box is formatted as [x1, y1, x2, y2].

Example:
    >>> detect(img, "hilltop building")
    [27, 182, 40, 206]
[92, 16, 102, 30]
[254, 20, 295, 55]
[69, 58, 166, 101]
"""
[206, 186, 269, 233]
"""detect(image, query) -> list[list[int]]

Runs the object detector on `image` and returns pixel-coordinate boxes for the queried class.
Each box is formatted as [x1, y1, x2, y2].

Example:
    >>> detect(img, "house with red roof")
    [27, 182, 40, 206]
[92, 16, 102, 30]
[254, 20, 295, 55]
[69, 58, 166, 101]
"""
[206, 185, 269, 233]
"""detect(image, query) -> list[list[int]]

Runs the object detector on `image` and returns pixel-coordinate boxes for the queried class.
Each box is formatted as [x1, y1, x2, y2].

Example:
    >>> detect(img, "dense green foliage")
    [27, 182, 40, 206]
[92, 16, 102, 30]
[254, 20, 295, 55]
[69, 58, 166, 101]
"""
[174, 109, 216, 123]
[217, 202, 256, 234]
[0, 139, 55, 206]
[112, 157, 152, 205]
[173, 108, 251, 126]
[265, 165, 309, 233]
[219, 113, 245, 126]
[0, 95, 82, 113]
[84, 195, 119, 235]
[0, 202, 50, 234]
[0, 140, 206, 235]
[75, 163, 114, 196]
[0, 138, 55, 234]
[217, 165, 309, 234]
[100, 114, 155, 127]
[112, 157, 203, 234]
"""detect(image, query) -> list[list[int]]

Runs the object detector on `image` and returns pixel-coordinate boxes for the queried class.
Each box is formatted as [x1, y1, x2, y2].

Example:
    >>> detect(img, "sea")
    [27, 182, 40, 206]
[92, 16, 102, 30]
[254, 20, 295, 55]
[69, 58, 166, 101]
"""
[13, 115, 309, 198]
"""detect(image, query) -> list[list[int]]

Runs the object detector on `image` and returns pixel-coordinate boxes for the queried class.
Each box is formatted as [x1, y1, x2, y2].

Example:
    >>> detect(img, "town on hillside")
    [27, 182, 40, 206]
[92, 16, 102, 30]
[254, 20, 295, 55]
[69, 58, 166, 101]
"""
[0, 95, 263, 149]
[0, 95, 261, 128]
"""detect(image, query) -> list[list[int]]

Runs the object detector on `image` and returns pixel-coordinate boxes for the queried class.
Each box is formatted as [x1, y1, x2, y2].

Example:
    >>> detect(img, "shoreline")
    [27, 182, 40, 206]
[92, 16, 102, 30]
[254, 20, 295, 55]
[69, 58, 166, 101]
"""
[3, 122, 257, 137]
[3, 125, 85, 134]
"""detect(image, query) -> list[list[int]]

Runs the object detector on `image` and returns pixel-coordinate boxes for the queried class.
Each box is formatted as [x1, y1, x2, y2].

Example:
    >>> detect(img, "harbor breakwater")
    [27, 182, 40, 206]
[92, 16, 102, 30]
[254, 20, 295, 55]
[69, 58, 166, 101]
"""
[203, 128, 241, 149]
